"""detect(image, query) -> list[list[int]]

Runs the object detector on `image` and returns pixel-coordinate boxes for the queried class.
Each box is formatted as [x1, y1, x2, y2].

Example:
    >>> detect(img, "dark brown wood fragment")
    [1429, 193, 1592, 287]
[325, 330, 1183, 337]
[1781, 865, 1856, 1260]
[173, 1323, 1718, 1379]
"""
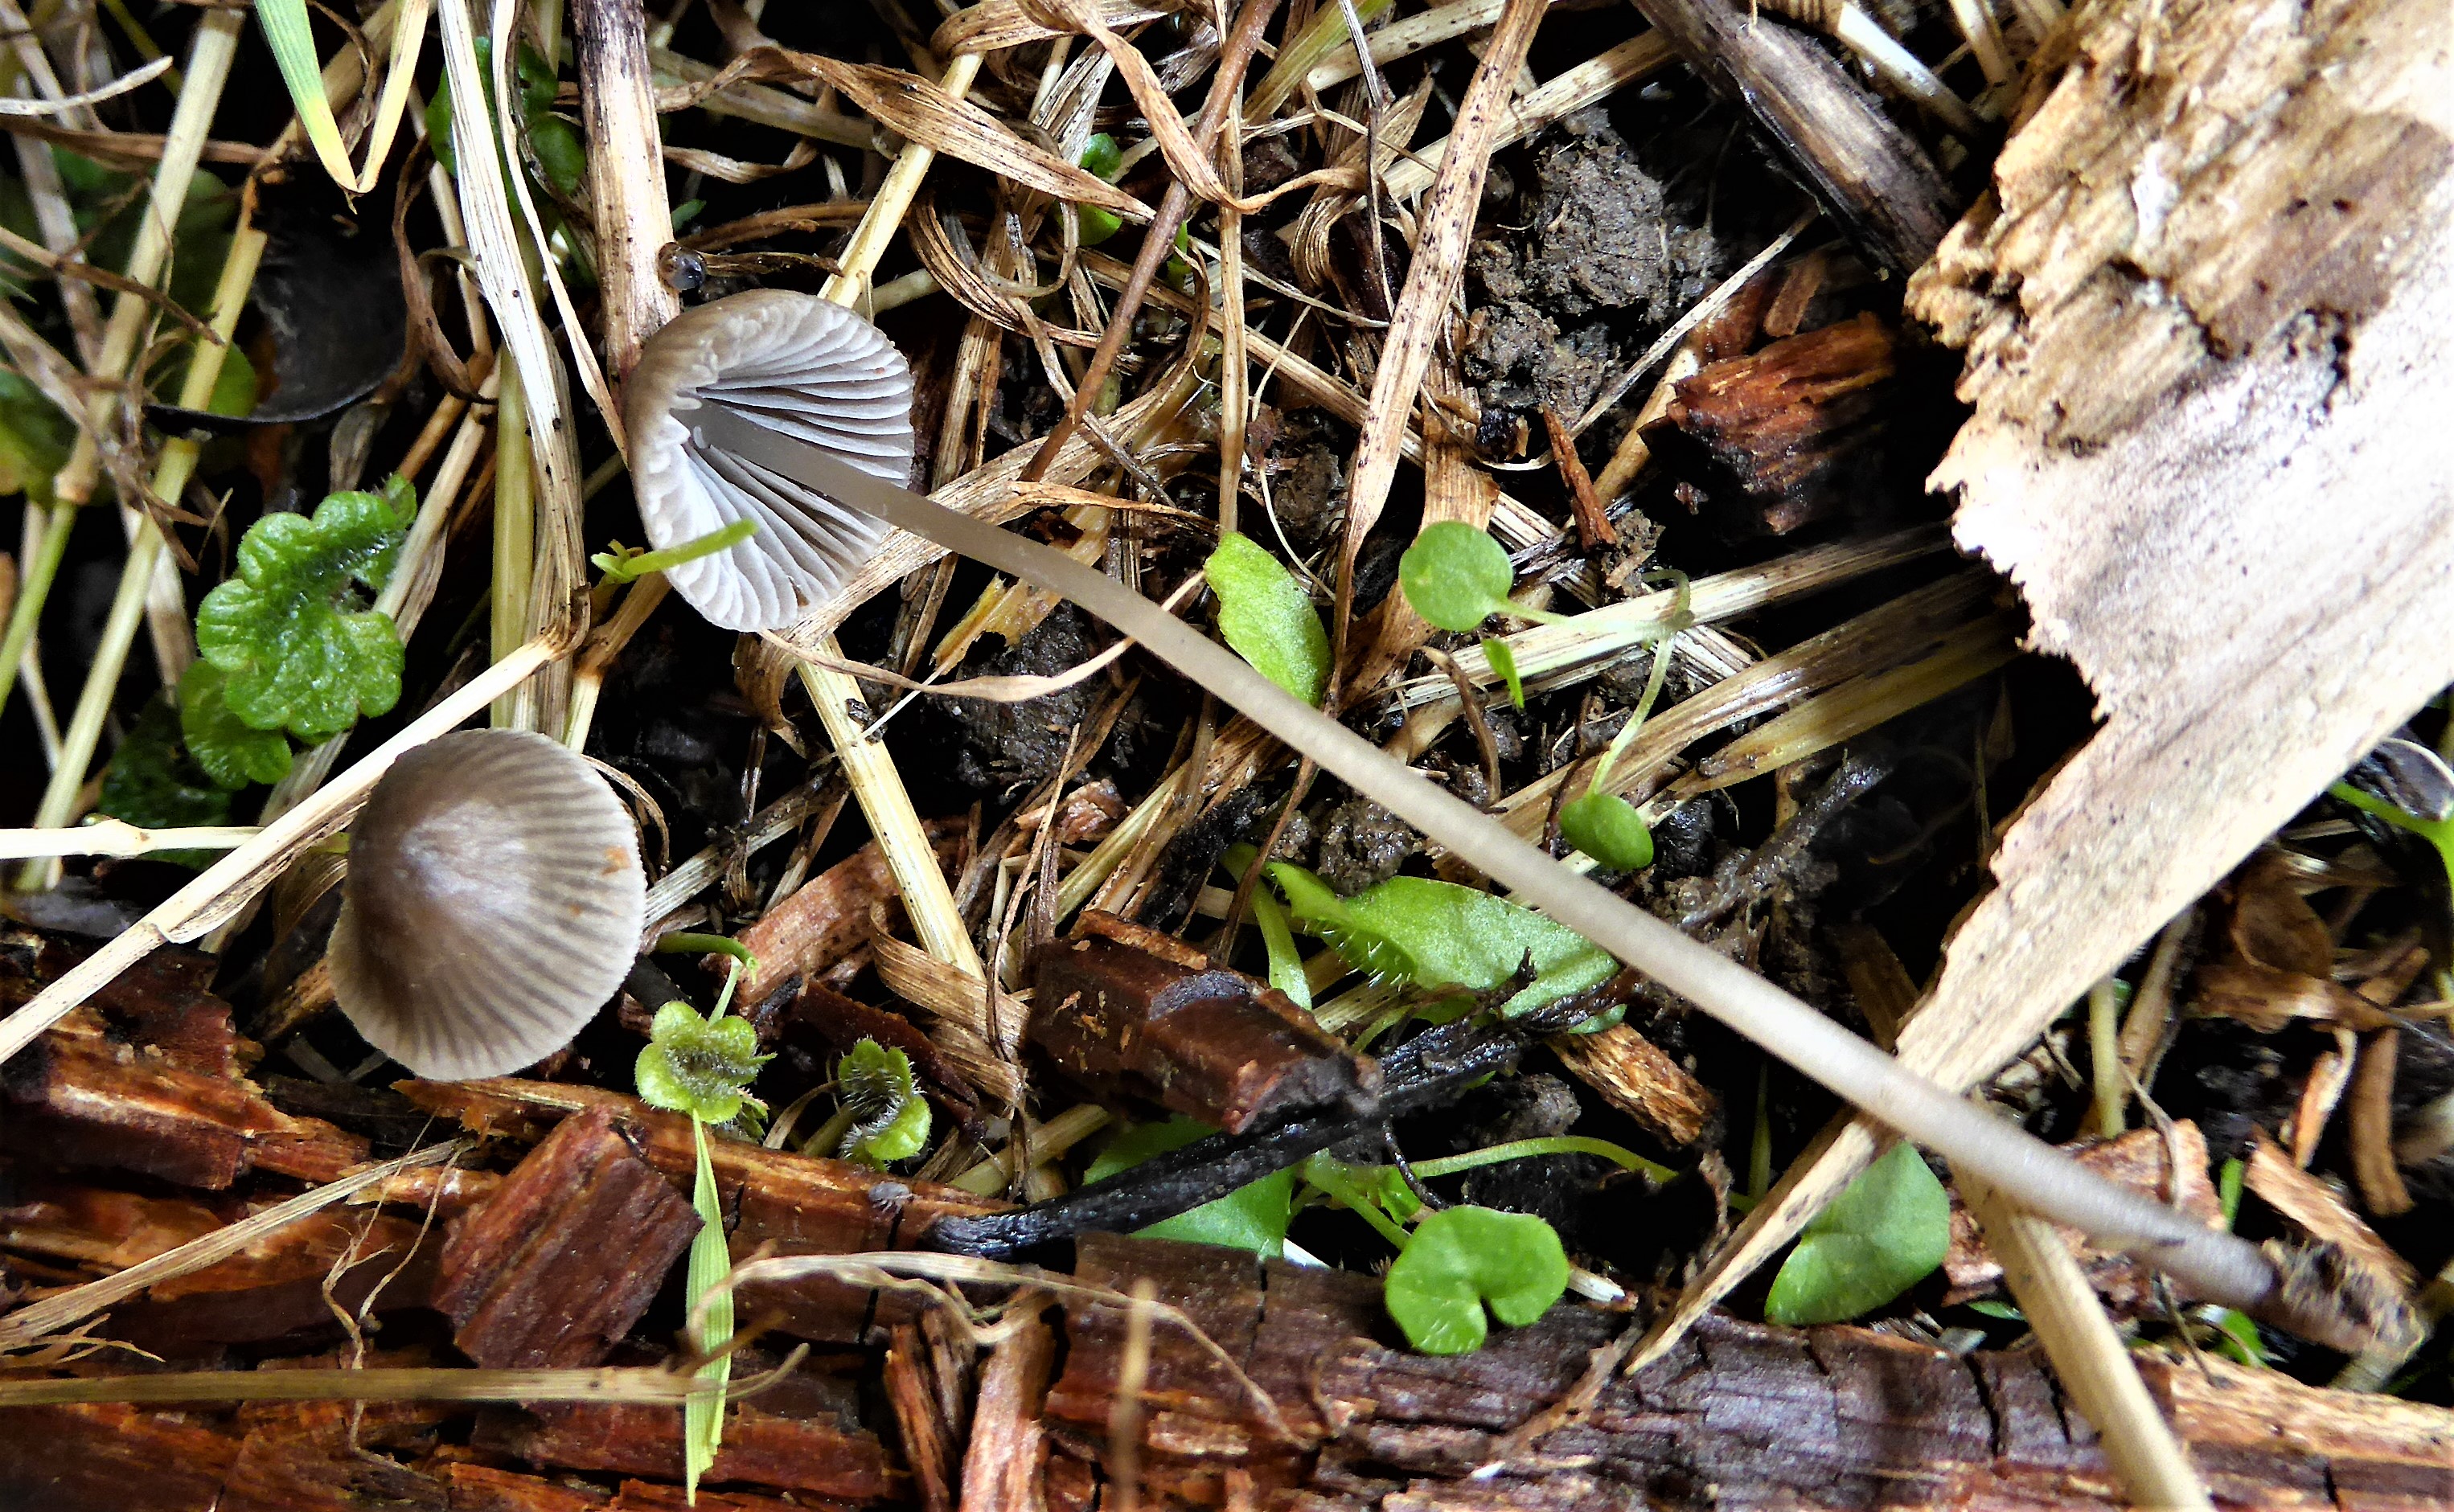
[478, 1400, 898, 1502]
[728, 820, 965, 1008]
[1666, 313, 1899, 535]
[0, 1002, 367, 1190]
[958, 1301, 1056, 1512]
[0, 1173, 226, 1272]
[433, 1106, 700, 1369]
[0, 1402, 238, 1511]
[1032, 932, 1377, 1133]
[1046, 1234, 2454, 1510]
[397, 1079, 1004, 1342]
[1620, 0, 1957, 273]
[104, 1207, 439, 1348]
[884, 1321, 958, 1512]
[433, 1462, 611, 1511]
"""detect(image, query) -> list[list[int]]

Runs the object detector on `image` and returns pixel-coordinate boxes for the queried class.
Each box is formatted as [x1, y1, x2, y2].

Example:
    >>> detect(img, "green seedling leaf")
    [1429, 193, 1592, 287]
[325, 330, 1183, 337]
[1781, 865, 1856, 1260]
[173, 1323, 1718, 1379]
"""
[1299, 1153, 1419, 1248]
[1087, 1117, 1295, 1258]
[683, 1118, 731, 1499]
[1264, 863, 1616, 1019]
[98, 692, 232, 866]
[2330, 781, 2454, 894]
[638, 1000, 772, 1127]
[1559, 791, 1654, 871]
[1763, 1141, 1950, 1326]
[193, 477, 412, 744]
[1483, 637, 1525, 709]
[256, 0, 425, 195]
[1207, 531, 1330, 706]
[528, 113, 587, 199]
[835, 1038, 932, 1166]
[1076, 133, 1124, 244]
[1398, 522, 1516, 633]
[1383, 1205, 1568, 1354]
[179, 662, 293, 789]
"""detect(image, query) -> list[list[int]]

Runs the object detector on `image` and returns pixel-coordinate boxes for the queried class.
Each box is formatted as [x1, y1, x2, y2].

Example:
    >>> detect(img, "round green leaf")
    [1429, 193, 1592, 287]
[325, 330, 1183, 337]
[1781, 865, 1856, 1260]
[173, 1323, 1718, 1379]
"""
[1560, 792, 1654, 871]
[1207, 531, 1330, 705]
[1763, 1142, 1951, 1326]
[1384, 1206, 1569, 1354]
[1398, 522, 1513, 633]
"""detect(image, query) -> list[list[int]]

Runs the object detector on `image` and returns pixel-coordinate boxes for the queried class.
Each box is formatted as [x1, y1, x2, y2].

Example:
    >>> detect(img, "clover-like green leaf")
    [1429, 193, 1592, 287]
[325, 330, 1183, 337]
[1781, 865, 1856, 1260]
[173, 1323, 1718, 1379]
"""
[194, 476, 412, 743]
[637, 999, 772, 1126]
[1559, 791, 1653, 871]
[1383, 1205, 1568, 1354]
[1264, 863, 1615, 1018]
[835, 1037, 932, 1166]
[1087, 1117, 1295, 1258]
[98, 691, 233, 867]
[1763, 1141, 1950, 1326]
[1398, 522, 1517, 633]
[1207, 531, 1330, 706]
[179, 661, 293, 789]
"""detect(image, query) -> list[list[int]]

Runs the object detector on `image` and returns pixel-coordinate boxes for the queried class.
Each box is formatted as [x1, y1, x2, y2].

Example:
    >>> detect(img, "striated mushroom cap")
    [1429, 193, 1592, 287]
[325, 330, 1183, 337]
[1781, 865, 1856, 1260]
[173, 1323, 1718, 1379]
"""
[625, 290, 916, 631]
[330, 729, 645, 1080]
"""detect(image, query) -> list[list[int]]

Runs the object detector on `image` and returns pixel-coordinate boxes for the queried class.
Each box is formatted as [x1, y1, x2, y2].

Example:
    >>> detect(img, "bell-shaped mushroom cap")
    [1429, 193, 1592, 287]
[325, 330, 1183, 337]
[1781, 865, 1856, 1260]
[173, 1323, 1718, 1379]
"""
[329, 728, 645, 1080]
[625, 290, 916, 632]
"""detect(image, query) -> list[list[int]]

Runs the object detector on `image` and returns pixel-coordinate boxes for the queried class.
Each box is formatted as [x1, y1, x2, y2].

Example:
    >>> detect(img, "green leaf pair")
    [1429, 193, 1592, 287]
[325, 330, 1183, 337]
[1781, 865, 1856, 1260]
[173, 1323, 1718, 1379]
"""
[1263, 861, 1619, 1022]
[1206, 531, 1330, 706]
[1763, 1141, 1950, 1326]
[637, 1000, 773, 1128]
[194, 475, 412, 748]
[833, 1039, 933, 1167]
[1383, 1206, 1569, 1354]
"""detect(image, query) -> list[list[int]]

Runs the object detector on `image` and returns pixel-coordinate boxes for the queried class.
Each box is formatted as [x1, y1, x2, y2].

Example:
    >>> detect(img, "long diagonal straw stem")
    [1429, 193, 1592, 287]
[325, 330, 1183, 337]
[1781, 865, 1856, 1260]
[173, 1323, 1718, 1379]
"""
[696, 407, 2351, 1346]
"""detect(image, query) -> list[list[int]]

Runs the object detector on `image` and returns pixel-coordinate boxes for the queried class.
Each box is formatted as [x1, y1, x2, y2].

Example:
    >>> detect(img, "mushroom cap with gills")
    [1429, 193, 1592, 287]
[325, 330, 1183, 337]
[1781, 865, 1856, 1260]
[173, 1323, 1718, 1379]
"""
[624, 289, 917, 632]
[329, 728, 646, 1080]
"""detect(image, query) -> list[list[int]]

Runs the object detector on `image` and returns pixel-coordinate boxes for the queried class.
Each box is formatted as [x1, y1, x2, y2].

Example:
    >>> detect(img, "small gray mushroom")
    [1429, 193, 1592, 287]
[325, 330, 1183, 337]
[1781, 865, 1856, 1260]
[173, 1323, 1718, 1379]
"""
[329, 728, 645, 1080]
[624, 289, 916, 631]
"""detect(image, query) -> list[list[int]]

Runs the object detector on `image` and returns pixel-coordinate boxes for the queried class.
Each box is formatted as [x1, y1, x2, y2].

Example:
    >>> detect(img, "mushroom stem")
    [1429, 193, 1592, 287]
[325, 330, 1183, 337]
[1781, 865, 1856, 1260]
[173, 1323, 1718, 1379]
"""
[702, 408, 2317, 1337]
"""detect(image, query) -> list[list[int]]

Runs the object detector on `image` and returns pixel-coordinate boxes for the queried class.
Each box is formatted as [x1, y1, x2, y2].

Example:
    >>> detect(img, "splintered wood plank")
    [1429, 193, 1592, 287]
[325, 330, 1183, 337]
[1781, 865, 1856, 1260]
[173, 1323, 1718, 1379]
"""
[1043, 1236, 2454, 1510]
[0, 1403, 238, 1511]
[1643, 0, 2454, 1359]
[477, 1399, 899, 1502]
[433, 1106, 700, 1369]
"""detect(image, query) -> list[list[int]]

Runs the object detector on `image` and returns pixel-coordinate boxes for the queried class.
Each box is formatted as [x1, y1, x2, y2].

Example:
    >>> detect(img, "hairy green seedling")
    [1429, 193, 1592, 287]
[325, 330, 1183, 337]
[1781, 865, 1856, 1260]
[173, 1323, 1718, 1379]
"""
[1207, 531, 1330, 705]
[193, 475, 412, 744]
[830, 1038, 932, 1167]
[1383, 1205, 1569, 1354]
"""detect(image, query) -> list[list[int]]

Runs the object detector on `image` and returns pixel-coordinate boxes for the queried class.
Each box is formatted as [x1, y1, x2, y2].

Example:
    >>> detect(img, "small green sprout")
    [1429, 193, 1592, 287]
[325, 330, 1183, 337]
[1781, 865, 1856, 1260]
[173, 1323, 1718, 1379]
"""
[2330, 781, 2454, 894]
[1087, 1117, 1296, 1257]
[1382, 1205, 1569, 1354]
[1074, 132, 1124, 244]
[193, 475, 412, 745]
[178, 662, 294, 789]
[826, 1038, 932, 1167]
[592, 519, 759, 584]
[1206, 531, 1330, 706]
[1482, 637, 1525, 709]
[1763, 1141, 1950, 1326]
[1299, 1152, 1421, 1248]
[633, 939, 765, 1501]
[1397, 522, 1566, 633]
[1558, 789, 1653, 871]
[429, 39, 584, 198]
[1263, 861, 1619, 1024]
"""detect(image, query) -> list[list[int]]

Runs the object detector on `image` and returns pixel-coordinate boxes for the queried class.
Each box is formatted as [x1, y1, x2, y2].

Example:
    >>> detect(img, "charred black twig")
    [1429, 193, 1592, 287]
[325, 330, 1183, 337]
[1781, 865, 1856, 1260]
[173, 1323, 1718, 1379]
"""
[920, 1013, 1570, 1259]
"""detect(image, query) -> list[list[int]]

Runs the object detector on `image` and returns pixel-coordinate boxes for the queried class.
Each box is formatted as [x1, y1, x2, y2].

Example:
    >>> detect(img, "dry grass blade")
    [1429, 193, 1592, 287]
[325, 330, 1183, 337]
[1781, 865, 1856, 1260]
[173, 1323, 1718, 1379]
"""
[1381, 31, 1674, 200]
[667, 48, 1149, 222]
[0, 52, 170, 115]
[1335, 0, 1549, 662]
[0, 1141, 469, 1351]
[933, 0, 1180, 55]
[0, 1364, 741, 1408]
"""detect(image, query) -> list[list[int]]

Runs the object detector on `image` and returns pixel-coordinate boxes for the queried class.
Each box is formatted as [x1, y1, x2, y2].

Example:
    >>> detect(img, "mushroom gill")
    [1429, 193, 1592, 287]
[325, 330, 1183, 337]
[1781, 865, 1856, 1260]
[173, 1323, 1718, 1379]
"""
[329, 728, 645, 1080]
[624, 289, 916, 631]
